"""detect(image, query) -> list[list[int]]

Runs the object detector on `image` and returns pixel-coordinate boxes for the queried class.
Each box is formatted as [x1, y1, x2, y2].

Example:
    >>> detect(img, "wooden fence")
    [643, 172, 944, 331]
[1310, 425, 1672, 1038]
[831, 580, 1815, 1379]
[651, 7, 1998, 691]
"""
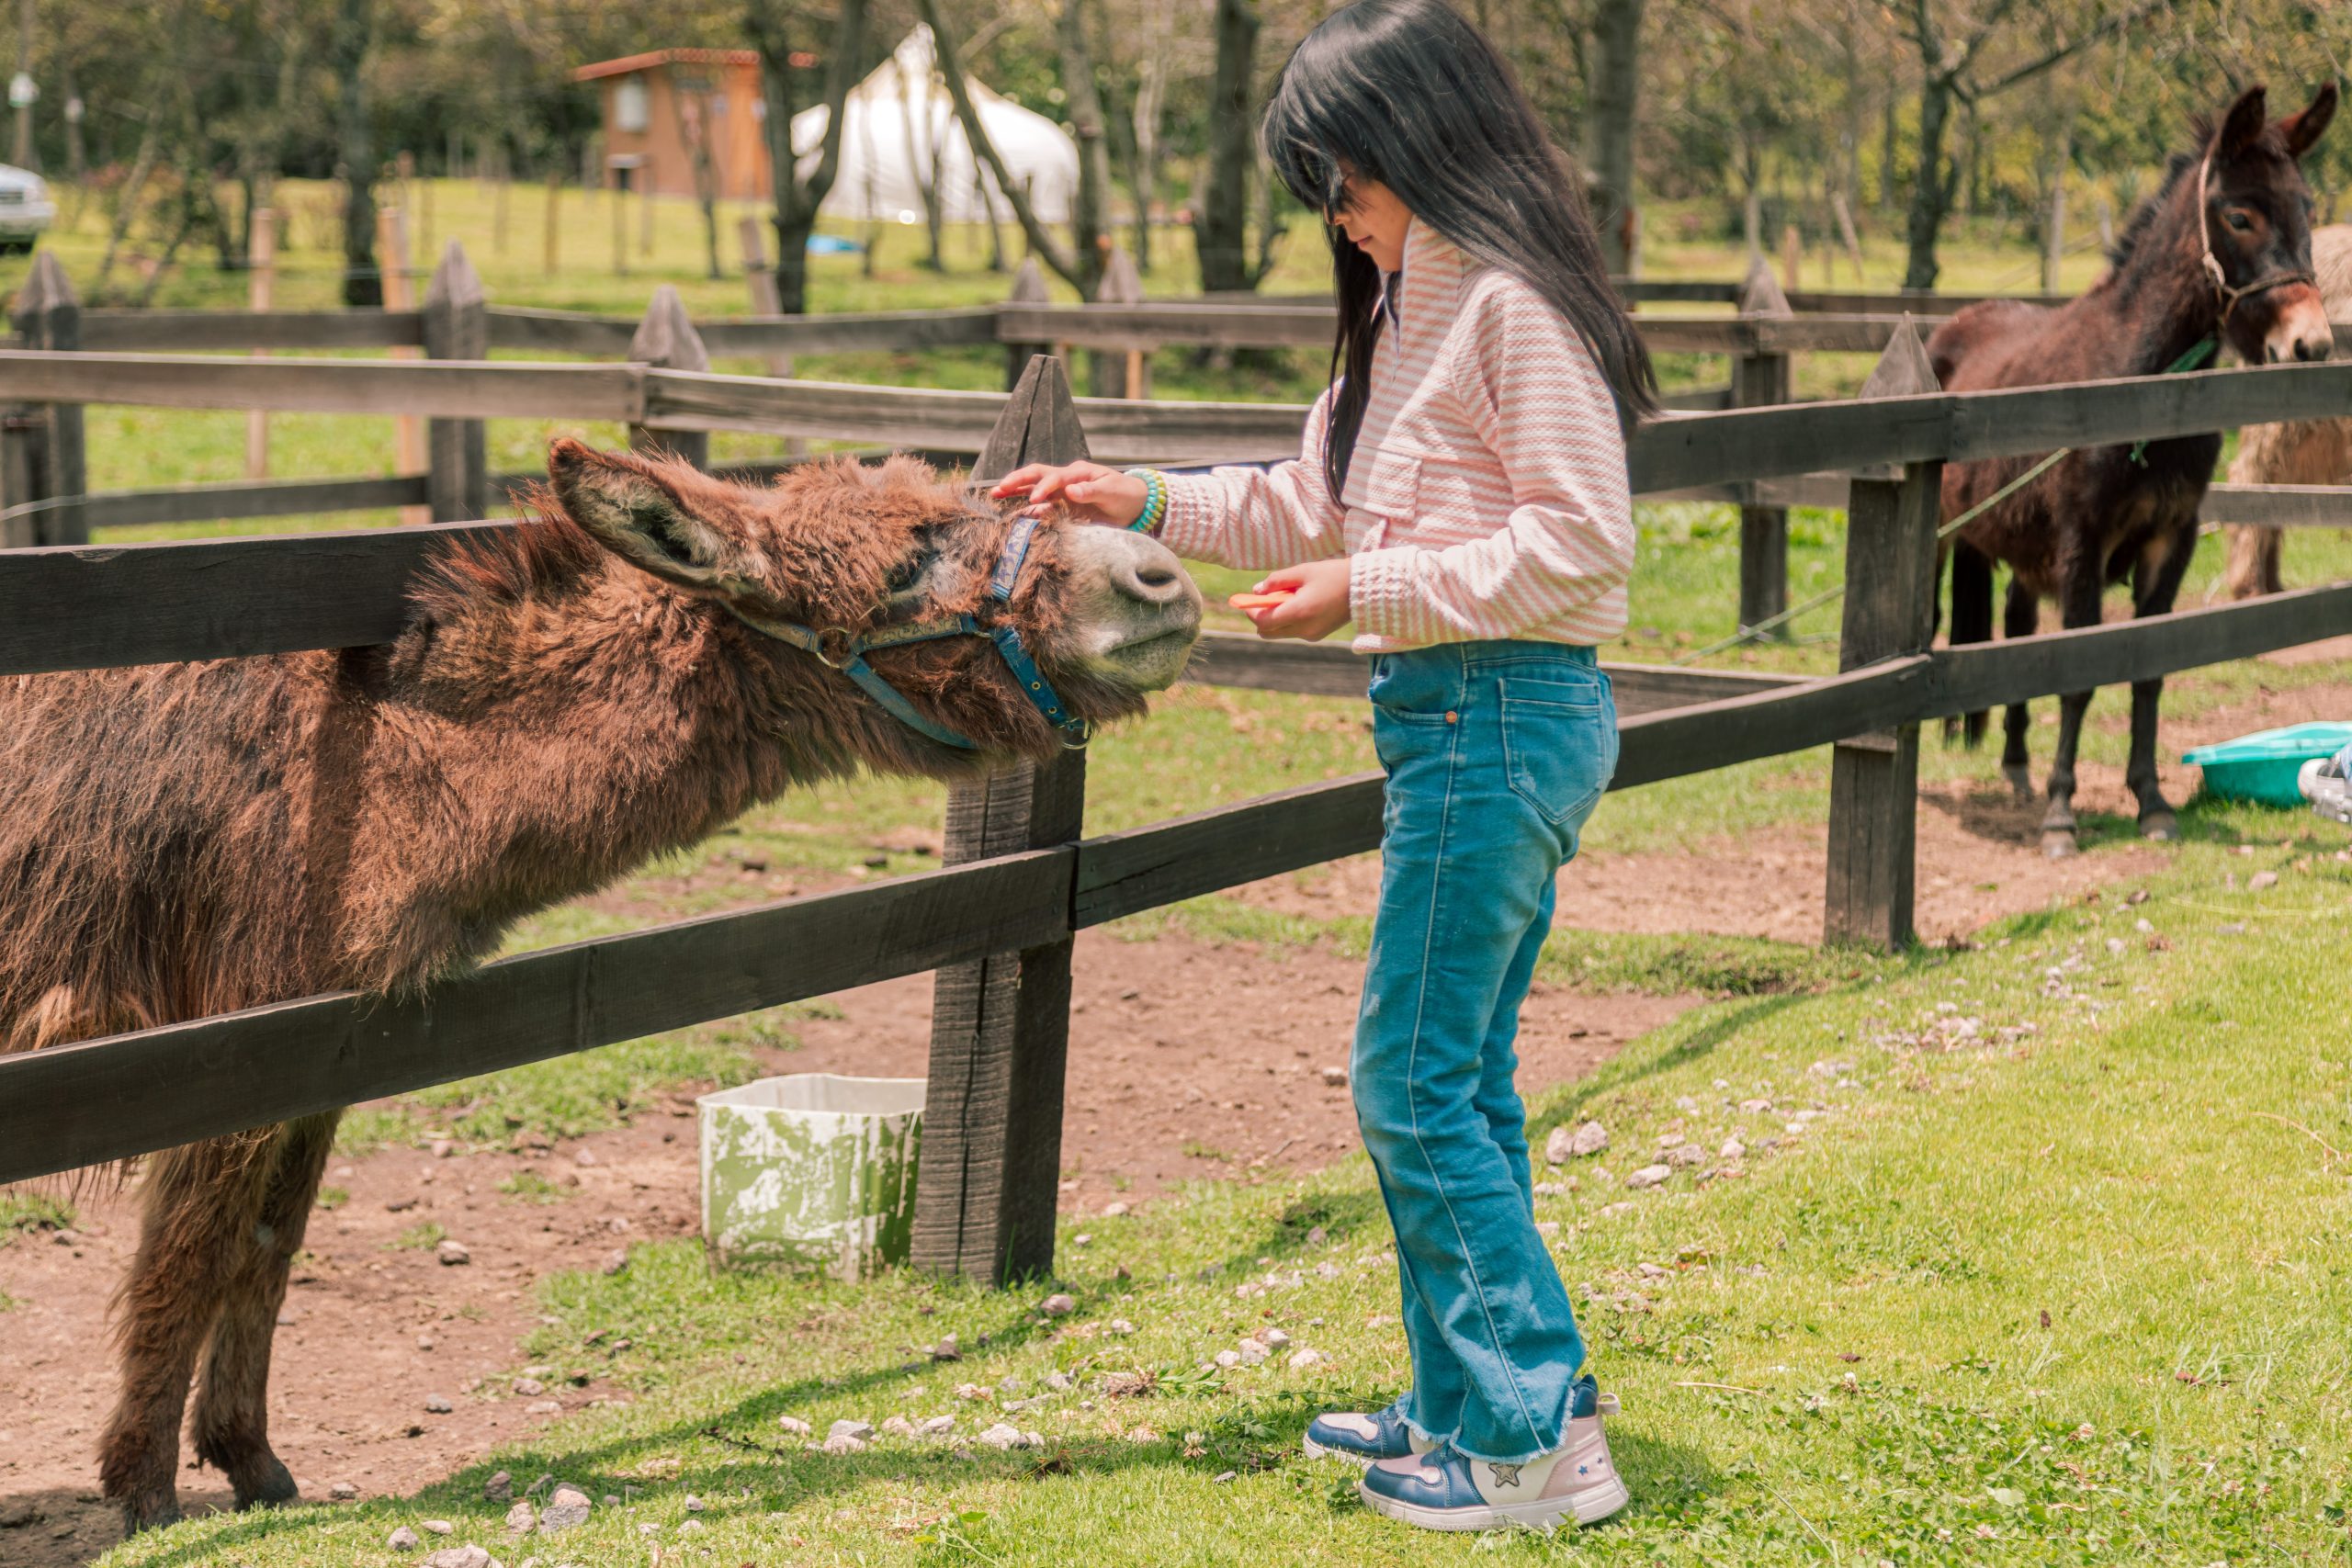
[4, 316, 2351, 1284]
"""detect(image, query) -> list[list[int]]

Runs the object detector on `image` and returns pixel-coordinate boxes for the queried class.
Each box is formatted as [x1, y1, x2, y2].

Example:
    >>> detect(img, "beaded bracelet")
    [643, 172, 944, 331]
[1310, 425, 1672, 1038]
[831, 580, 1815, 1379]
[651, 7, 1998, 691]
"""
[1124, 467, 1168, 534]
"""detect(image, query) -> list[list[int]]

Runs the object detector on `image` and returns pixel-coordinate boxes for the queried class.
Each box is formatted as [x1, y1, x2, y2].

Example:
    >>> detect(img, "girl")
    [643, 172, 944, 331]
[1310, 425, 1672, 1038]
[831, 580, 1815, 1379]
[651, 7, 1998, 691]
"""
[990, 0, 1653, 1533]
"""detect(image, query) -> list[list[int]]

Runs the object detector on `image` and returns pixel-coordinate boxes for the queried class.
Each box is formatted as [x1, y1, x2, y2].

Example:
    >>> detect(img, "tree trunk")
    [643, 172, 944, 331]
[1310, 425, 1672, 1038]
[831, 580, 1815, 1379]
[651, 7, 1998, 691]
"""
[1879, 77, 1900, 210]
[1127, 5, 1170, 273]
[1585, 0, 1644, 275]
[333, 0, 380, 308]
[1057, 0, 1113, 299]
[1902, 72, 1956, 291]
[747, 0, 868, 314]
[1198, 0, 1263, 294]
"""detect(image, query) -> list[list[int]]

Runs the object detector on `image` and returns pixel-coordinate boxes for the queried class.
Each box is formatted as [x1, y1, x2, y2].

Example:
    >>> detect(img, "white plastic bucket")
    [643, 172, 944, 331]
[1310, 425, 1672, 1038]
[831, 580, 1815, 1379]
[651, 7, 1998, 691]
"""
[696, 1074, 925, 1278]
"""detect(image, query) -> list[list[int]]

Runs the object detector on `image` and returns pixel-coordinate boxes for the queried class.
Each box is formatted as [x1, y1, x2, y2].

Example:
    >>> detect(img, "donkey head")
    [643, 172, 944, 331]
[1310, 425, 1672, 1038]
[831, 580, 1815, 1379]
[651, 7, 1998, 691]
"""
[2201, 83, 2338, 366]
[547, 439, 1202, 764]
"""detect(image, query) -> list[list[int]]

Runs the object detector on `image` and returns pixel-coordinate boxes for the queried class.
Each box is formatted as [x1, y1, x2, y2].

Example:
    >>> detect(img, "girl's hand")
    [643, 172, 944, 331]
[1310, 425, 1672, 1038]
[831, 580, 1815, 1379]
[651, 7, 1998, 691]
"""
[989, 462, 1146, 527]
[1242, 558, 1351, 642]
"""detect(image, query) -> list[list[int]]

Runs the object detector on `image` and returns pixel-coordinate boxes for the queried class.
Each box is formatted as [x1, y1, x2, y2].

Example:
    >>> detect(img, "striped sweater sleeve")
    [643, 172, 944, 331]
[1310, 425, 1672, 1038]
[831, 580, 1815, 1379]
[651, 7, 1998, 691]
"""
[1346, 281, 1635, 644]
[1152, 387, 1350, 570]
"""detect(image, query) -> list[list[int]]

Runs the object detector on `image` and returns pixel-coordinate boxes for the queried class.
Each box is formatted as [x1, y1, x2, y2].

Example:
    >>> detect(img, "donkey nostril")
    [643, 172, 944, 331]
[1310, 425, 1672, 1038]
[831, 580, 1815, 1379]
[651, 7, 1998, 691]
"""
[1135, 562, 1180, 590]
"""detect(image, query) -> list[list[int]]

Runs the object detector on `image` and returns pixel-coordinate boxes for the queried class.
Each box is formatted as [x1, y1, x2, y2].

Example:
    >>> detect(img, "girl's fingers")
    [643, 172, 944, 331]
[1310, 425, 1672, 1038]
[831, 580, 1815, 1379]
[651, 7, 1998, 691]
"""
[989, 463, 1046, 498]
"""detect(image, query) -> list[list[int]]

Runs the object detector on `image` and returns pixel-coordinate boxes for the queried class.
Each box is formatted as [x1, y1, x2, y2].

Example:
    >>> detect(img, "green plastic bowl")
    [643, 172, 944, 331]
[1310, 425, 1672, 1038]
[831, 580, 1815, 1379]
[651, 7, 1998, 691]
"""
[2181, 721, 2352, 807]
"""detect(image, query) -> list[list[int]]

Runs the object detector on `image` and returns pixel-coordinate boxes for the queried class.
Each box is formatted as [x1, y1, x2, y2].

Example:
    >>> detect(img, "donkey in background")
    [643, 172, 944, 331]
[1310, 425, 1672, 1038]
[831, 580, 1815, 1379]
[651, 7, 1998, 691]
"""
[1936, 84, 2337, 856]
[2221, 222, 2352, 599]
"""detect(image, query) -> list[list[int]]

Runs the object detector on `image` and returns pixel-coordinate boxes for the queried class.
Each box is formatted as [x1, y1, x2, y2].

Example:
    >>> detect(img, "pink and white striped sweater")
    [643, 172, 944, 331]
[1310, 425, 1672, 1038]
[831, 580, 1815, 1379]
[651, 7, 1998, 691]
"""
[1159, 218, 1634, 651]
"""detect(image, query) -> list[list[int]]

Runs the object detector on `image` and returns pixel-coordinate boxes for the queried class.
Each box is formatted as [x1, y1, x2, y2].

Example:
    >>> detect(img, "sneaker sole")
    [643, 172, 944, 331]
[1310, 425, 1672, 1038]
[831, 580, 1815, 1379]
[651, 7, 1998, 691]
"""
[1358, 1472, 1630, 1532]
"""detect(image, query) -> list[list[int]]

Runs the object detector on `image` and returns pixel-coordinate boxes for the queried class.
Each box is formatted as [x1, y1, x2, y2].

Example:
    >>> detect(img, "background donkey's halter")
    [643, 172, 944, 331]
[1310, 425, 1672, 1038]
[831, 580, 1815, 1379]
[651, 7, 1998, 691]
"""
[724, 513, 1090, 751]
[2197, 149, 2316, 328]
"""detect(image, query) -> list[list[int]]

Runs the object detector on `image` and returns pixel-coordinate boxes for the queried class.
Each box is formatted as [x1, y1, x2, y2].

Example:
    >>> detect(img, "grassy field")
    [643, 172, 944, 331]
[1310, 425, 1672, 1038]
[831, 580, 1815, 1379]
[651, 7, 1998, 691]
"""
[85, 830, 2352, 1567]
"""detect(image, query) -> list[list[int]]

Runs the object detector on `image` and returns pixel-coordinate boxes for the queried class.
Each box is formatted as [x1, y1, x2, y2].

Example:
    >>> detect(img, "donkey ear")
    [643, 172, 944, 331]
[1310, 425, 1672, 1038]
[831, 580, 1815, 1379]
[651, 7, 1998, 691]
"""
[2281, 82, 2338, 161]
[548, 438, 739, 594]
[2219, 85, 2270, 157]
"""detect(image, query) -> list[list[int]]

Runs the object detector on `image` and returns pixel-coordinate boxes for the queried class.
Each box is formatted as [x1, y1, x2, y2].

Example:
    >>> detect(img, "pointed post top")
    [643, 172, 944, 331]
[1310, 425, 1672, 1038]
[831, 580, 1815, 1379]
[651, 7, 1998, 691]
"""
[424, 239, 485, 310]
[13, 251, 78, 344]
[1859, 316, 1941, 400]
[976, 355, 1088, 483]
[629, 284, 710, 373]
[1006, 254, 1051, 305]
[1736, 253, 1792, 318]
[1097, 247, 1144, 306]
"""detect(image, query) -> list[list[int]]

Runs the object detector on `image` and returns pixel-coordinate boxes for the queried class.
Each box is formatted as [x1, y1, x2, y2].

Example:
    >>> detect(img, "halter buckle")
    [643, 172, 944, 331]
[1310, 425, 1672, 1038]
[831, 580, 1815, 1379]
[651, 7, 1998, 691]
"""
[813, 626, 858, 669]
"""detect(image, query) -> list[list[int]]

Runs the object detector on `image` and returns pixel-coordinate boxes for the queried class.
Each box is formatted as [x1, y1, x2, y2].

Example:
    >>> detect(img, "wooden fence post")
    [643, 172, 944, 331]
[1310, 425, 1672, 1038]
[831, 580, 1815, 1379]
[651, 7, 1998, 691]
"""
[1002, 256, 1050, 391]
[912, 355, 1089, 1286]
[738, 215, 796, 379]
[246, 208, 277, 479]
[1735, 254, 1794, 637]
[1824, 321, 1942, 950]
[1091, 246, 1148, 400]
[628, 285, 712, 469]
[423, 241, 490, 523]
[5, 251, 85, 547]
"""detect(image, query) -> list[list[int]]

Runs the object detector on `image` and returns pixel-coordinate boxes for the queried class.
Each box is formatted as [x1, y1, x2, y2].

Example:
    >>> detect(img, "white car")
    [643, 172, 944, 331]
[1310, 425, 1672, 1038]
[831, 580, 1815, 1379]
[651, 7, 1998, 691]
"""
[0, 164, 55, 253]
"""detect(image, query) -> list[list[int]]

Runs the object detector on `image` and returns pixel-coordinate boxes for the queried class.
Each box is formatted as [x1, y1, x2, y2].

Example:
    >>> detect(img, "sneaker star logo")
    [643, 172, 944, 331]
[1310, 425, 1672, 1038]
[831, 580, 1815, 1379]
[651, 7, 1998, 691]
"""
[1487, 1461, 1523, 1488]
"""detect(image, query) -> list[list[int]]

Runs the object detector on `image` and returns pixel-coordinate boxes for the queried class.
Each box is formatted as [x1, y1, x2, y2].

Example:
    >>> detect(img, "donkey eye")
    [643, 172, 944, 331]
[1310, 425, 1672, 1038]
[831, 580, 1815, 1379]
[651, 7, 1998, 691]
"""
[2224, 209, 2257, 233]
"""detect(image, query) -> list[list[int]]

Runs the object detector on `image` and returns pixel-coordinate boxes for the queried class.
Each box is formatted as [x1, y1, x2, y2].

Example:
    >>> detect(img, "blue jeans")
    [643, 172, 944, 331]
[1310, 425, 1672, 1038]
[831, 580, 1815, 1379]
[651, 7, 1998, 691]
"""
[1353, 640, 1620, 1463]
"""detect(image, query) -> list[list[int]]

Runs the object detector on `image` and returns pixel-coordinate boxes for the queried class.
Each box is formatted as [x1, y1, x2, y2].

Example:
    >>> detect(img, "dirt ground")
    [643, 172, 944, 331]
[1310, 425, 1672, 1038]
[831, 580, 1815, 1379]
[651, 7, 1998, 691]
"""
[5, 647, 2346, 1566]
[0, 930, 1680, 1568]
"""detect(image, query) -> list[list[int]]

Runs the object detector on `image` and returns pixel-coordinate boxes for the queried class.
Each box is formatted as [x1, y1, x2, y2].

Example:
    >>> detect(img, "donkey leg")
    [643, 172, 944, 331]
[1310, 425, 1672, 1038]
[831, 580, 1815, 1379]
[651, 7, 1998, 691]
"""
[2127, 536, 2198, 840]
[100, 1134, 272, 1532]
[2000, 580, 2039, 801]
[190, 1111, 340, 1511]
[1946, 541, 1996, 748]
[2039, 568, 2105, 858]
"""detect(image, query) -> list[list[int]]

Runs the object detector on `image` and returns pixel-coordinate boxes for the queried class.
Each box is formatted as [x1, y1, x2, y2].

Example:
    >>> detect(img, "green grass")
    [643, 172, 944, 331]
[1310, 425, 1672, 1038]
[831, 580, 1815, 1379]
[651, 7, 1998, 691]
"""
[498, 1169, 571, 1205]
[95, 829, 2352, 1566]
[388, 1221, 447, 1251]
[0, 1190, 75, 1236]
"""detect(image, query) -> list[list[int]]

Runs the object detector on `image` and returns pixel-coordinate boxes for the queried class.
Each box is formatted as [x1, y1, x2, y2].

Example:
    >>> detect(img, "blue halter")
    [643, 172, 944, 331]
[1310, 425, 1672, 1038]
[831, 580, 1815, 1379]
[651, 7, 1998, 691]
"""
[723, 513, 1088, 751]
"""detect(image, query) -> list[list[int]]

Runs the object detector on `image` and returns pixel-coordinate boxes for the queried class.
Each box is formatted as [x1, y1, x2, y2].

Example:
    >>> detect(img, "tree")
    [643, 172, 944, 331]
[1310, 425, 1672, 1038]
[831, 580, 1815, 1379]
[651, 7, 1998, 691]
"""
[744, 0, 870, 315]
[331, 0, 380, 307]
[1196, 0, 1279, 295]
[914, 0, 1110, 299]
[1585, 0, 1645, 274]
[1896, 0, 2170, 289]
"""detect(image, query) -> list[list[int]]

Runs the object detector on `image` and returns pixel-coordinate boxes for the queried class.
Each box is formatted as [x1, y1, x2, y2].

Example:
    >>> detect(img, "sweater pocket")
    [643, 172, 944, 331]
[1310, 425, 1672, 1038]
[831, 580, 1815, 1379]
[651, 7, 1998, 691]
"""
[1346, 445, 1422, 524]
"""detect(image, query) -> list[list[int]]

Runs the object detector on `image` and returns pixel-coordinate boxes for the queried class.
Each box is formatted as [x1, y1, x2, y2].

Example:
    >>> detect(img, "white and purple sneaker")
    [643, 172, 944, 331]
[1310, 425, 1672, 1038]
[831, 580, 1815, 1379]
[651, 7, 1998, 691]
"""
[1302, 1399, 1438, 1465]
[1357, 1378, 1627, 1531]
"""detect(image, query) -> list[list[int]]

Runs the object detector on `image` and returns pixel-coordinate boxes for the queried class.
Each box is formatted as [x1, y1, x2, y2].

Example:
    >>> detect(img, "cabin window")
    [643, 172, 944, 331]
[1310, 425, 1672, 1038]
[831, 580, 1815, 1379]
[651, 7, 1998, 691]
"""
[615, 77, 650, 133]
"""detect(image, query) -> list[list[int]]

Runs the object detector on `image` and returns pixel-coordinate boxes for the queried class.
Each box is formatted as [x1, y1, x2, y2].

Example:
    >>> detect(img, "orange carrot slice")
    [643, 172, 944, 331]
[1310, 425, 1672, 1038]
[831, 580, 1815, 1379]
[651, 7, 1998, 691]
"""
[1227, 591, 1295, 610]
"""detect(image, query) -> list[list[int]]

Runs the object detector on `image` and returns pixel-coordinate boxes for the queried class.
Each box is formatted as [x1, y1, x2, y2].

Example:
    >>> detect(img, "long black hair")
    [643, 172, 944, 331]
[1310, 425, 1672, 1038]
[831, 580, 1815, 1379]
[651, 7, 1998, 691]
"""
[1261, 0, 1657, 498]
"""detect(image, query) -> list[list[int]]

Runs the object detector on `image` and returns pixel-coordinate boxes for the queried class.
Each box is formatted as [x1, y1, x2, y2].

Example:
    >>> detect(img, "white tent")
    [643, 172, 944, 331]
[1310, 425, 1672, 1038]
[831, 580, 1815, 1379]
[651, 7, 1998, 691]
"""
[791, 28, 1080, 225]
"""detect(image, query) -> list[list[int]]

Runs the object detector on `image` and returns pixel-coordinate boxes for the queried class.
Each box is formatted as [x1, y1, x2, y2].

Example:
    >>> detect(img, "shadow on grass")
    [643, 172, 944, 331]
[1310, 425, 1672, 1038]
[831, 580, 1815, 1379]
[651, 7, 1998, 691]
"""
[1528, 993, 1809, 1147]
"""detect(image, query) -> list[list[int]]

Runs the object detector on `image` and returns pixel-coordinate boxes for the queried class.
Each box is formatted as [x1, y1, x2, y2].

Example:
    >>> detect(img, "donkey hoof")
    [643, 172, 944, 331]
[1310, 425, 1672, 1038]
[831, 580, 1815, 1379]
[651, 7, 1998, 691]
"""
[2140, 810, 2179, 842]
[119, 1490, 184, 1536]
[2040, 829, 2079, 860]
[2003, 764, 2034, 803]
[232, 1454, 300, 1511]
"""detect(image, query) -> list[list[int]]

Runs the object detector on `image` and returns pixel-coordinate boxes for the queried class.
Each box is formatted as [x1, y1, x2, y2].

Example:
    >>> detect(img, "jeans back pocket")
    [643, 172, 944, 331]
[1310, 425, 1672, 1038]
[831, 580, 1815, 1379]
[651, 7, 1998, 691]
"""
[1499, 677, 1618, 828]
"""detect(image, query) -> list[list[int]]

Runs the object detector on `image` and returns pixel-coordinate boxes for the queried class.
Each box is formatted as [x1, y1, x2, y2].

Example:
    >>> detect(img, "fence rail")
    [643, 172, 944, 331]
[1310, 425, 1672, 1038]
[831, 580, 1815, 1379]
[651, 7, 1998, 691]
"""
[7, 292, 2352, 1281]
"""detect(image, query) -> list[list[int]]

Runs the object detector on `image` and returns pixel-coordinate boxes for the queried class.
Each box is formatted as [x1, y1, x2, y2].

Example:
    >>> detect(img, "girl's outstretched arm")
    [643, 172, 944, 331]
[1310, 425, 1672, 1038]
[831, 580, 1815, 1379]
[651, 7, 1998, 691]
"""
[1152, 388, 1349, 570]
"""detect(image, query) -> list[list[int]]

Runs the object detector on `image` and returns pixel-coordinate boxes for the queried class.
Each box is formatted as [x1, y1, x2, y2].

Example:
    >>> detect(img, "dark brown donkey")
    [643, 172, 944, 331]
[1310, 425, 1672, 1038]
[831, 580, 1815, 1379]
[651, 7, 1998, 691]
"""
[1935, 84, 2336, 856]
[0, 440, 1202, 1532]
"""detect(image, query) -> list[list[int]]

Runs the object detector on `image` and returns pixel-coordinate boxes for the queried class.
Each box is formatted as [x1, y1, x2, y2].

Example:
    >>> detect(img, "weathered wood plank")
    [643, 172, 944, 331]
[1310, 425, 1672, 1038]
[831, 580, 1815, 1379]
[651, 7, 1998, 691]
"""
[913, 355, 1091, 1287]
[1735, 260, 1794, 637]
[0, 850, 1073, 1186]
[1823, 460, 1941, 950]
[1176, 631, 1799, 713]
[2201, 482, 2352, 528]
[0, 350, 641, 421]
[628, 287, 712, 469]
[78, 309, 426, 352]
[73, 473, 430, 531]
[0, 523, 503, 675]
[422, 243, 491, 523]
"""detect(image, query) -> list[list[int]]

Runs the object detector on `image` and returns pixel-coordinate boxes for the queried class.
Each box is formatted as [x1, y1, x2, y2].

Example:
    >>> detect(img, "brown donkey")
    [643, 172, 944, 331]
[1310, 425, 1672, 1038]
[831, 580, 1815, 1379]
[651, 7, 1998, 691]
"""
[0, 440, 1203, 1532]
[1935, 84, 2336, 856]
[2222, 222, 2352, 598]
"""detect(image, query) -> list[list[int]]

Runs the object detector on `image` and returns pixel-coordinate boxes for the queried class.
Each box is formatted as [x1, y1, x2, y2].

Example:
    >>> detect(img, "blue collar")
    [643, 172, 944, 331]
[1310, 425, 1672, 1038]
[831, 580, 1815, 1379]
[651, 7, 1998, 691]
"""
[723, 513, 1089, 752]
